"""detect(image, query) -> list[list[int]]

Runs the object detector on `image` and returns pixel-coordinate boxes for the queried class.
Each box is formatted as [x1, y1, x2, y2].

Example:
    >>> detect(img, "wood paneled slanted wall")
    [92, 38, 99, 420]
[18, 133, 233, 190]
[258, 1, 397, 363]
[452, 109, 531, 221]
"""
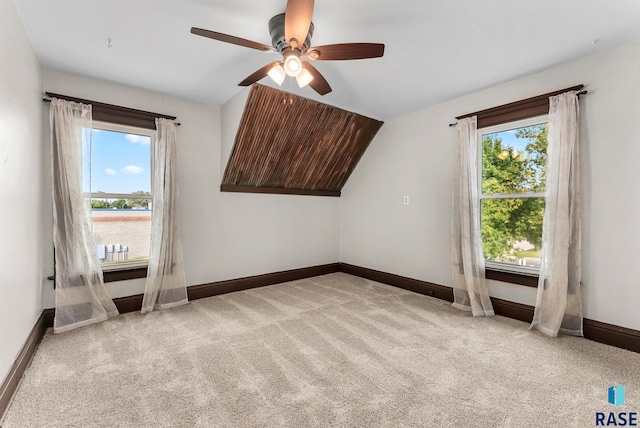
[222, 84, 383, 196]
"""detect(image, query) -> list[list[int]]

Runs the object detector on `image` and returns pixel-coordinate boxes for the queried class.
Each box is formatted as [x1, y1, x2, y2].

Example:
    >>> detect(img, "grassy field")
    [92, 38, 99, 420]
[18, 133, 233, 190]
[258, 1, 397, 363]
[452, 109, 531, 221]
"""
[515, 249, 541, 258]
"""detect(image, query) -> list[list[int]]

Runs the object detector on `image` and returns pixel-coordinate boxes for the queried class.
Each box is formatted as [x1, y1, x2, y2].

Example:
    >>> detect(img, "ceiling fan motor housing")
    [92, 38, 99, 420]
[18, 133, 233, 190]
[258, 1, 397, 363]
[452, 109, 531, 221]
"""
[269, 13, 314, 53]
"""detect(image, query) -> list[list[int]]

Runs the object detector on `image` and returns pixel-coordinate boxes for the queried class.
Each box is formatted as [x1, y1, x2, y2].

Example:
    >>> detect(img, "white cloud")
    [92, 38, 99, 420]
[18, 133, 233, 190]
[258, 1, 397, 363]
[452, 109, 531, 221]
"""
[122, 165, 144, 174]
[126, 134, 150, 144]
[104, 168, 116, 176]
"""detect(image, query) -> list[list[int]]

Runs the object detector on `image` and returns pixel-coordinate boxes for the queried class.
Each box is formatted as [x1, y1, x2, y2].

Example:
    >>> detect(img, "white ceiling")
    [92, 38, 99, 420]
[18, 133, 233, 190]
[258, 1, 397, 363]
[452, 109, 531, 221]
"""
[12, 0, 640, 119]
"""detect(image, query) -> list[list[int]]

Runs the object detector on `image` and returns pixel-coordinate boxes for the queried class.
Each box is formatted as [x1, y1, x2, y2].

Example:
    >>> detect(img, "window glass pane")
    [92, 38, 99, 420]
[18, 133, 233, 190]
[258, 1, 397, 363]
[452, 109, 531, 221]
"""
[482, 124, 547, 194]
[83, 127, 152, 265]
[85, 128, 151, 194]
[481, 198, 544, 268]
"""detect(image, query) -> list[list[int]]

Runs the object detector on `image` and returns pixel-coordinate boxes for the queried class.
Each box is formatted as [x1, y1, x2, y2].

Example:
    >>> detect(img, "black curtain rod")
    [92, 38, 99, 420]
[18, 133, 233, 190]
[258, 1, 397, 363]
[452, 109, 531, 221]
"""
[42, 96, 181, 126]
[448, 89, 588, 127]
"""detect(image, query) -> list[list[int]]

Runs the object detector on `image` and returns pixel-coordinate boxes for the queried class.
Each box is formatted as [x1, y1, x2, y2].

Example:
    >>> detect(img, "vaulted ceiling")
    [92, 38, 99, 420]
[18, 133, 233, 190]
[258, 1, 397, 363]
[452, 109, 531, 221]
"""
[12, 0, 640, 119]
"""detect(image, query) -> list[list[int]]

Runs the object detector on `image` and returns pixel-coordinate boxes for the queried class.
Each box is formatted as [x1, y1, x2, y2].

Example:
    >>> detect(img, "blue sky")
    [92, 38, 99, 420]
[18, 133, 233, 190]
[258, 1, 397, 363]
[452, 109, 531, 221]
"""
[484, 123, 547, 153]
[486, 129, 529, 152]
[83, 129, 150, 194]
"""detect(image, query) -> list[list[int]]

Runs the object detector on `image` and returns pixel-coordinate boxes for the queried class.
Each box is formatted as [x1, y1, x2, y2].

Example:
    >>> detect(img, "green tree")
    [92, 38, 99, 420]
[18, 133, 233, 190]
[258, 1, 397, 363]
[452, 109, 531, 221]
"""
[516, 124, 547, 192]
[90, 199, 108, 209]
[126, 190, 152, 209]
[110, 199, 128, 209]
[481, 125, 547, 261]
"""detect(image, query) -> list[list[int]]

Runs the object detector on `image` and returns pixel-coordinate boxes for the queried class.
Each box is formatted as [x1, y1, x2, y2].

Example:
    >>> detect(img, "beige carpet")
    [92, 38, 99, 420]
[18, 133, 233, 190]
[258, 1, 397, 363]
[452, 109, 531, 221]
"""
[3, 273, 639, 427]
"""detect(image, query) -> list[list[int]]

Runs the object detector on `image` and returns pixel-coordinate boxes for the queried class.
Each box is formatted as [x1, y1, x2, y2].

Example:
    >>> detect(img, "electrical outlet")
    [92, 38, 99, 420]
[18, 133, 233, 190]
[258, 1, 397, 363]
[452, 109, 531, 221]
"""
[403, 195, 410, 205]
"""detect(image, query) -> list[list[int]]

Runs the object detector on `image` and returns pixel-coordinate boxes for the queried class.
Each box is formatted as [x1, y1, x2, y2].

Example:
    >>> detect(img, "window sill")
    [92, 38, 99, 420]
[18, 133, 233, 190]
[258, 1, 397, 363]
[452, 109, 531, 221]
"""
[485, 268, 538, 288]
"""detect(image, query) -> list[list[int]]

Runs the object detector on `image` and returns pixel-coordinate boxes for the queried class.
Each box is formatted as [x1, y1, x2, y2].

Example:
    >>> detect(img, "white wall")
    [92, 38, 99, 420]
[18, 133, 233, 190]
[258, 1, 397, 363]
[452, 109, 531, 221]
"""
[0, 0, 44, 387]
[340, 43, 640, 331]
[41, 70, 340, 307]
[218, 88, 340, 278]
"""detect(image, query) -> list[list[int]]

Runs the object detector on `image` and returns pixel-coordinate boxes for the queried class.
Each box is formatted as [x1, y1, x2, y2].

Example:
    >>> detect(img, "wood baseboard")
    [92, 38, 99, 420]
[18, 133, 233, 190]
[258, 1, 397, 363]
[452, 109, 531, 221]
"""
[339, 263, 640, 354]
[0, 311, 49, 423]
[187, 263, 341, 301]
[583, 318, 640, 354]
[44, 263, 343, 327]
[340, 263, 454, 302]
[490, 297, 535, 323]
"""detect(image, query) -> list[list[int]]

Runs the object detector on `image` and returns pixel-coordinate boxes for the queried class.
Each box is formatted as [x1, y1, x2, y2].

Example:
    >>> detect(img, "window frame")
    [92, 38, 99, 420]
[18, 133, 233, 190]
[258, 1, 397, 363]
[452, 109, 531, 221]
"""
[477, 115, 548, 286]
[86, 120, 155, 276]
[46, 92, 176, 283]
[454, 84, 583, 287]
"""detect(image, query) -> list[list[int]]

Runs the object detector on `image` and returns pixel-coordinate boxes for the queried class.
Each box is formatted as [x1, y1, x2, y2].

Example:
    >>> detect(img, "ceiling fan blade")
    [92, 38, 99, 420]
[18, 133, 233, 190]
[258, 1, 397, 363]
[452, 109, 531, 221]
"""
[238, 61, 281, 87]
[285, 0, 314, 49]
[303, 62, 332, 95]
[191, 27, 272, 52]
[306, 43, 385, 61]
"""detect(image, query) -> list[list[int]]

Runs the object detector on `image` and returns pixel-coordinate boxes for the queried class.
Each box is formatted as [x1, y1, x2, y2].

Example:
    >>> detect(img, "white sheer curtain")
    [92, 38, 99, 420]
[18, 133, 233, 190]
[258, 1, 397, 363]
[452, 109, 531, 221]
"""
[50, 98, 119, 333]
[530, 91, 583, 337]
[141, 118, 188, 312]
[451, 116, 494, 317]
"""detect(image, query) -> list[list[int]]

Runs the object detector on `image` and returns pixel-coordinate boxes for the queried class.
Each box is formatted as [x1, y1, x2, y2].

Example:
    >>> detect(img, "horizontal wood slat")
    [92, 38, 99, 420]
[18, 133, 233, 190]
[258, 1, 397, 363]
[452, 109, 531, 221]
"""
[222, 85, 383, 196]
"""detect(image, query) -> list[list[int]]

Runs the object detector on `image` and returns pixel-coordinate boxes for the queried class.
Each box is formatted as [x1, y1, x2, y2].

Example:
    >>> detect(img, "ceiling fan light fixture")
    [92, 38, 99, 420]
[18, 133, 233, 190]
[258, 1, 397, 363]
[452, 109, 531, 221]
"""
[191, 2, 385, 96]
[268, 63, 286, 85]
[296, 68, 313, 88]
[283, 52, 302, 77]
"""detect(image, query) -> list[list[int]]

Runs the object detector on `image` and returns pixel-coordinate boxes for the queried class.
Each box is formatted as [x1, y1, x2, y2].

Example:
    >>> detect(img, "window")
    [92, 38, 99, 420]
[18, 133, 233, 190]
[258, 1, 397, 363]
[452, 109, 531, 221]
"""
[479, 116, 547, 276]
[454, 84, 582, 286]
[83, 121, 153, 270]
[46, 92, 177, 282]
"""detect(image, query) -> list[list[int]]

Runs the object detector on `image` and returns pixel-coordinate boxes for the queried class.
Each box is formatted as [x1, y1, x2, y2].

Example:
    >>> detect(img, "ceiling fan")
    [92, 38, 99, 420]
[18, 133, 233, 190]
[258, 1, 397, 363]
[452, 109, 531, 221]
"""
[190, 0, 385, 95]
